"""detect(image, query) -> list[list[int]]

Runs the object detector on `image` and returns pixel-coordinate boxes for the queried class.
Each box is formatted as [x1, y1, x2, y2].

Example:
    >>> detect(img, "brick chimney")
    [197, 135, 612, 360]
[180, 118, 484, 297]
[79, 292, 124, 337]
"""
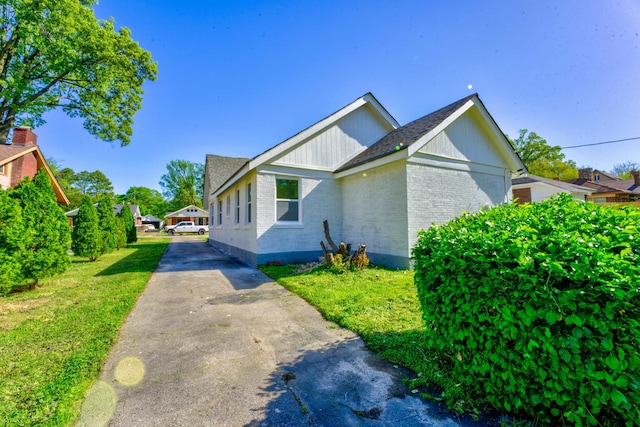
[631, 170, 640, 186]
[12, 126, 38, 146]
[578, 167, 593, 181]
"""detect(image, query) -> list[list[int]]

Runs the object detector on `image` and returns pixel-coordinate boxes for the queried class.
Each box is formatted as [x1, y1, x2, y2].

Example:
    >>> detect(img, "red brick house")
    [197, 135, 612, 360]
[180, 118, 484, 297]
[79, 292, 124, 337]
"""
[0, 127, 69, 204]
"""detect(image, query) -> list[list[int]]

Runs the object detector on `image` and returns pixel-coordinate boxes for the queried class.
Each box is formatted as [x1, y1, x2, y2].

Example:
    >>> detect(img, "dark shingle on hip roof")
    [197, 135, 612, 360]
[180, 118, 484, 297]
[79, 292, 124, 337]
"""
[335, 94, 477, 173]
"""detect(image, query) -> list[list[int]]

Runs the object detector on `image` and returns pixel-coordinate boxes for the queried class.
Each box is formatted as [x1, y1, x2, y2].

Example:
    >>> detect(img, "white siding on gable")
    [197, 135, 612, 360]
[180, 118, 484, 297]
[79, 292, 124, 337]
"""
[419, 108, 509, 169]
[273, 106, 391, 170]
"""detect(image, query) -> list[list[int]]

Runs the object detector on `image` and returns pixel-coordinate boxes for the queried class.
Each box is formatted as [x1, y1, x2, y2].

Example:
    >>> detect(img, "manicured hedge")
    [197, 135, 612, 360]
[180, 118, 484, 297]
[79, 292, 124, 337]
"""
[412, 194, 639, 426]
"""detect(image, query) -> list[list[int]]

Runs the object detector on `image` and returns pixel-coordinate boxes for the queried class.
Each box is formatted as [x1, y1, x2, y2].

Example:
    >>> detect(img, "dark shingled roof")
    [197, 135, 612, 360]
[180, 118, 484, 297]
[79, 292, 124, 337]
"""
[566, 178, 640, 195]
[335, 94, 477, 173]
[204, 154, 250, 204]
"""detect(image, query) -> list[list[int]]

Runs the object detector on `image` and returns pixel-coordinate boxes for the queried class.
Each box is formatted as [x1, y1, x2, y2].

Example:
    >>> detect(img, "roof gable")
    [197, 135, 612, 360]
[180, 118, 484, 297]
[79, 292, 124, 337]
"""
[0, 143, 69, 204]
[212, 93, 399, 196]
[166, 204, 208, 218]
[335, 94, 524, 174]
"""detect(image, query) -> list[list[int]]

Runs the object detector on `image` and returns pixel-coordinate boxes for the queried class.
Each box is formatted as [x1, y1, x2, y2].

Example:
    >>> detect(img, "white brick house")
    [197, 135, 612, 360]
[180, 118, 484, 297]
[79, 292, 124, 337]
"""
[206, 93, 525, 268]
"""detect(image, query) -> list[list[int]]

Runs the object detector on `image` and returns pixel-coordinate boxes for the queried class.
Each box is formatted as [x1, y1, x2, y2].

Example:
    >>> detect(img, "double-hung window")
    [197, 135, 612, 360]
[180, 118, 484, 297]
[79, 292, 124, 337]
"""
[235, 188, 240, 224]
[218, 199, 223, 225]
[276, 177, 299, 222]
[226, 195, 231, 217]
[246, 183, 252, 224]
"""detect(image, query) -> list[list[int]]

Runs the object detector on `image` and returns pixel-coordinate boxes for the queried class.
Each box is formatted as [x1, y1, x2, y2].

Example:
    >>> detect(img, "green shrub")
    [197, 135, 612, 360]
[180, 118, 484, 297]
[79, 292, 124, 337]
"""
[72, 195, 102, 261]
[0, 190, 25, 295]
[412, 194, 639, 426]
[118, 203, 137, 244]
[10, 169, 71, 286]
[96, 196, 117, 254]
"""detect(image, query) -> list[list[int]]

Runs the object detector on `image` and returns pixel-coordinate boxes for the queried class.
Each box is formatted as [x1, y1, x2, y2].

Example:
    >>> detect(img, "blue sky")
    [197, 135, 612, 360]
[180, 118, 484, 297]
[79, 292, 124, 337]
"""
[34, 0, 640, 194]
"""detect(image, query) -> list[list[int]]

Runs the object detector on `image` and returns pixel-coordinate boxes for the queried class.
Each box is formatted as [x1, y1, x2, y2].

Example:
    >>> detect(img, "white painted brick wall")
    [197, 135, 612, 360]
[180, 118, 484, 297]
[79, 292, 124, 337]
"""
[209, 172, 257, 254]
[256, 171, 342, 254]
[341, 160, 409, 259]
[406, 162, 509, 250]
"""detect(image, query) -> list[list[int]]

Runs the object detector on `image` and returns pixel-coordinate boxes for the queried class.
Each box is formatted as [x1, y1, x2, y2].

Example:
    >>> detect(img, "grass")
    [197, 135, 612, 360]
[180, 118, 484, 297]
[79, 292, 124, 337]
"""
[0, 237, 170, 426]
[260, 264, 532, 425]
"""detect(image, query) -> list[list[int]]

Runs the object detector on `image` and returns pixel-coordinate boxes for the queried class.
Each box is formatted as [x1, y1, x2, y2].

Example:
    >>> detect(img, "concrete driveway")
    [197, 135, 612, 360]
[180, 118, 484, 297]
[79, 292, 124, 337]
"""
[76, 236, 488, 426]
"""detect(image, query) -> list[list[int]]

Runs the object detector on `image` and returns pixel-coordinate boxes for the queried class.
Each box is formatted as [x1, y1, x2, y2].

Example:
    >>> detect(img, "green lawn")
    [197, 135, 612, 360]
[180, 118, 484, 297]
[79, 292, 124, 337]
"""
[0, 238, 170, 426]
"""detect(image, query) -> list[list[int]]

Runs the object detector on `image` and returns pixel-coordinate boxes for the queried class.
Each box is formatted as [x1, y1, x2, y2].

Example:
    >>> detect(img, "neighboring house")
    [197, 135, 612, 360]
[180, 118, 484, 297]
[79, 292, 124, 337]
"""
[205, 92, 525, 269]
[512, 174, 594, 203]
[566, 168, 640, 203]
[578, 167, 621, 184]
[0, 126, 69, 204]
[141, 214, 164, 230]
[166, 205, 208, 226]
[66, 203, 142, 227]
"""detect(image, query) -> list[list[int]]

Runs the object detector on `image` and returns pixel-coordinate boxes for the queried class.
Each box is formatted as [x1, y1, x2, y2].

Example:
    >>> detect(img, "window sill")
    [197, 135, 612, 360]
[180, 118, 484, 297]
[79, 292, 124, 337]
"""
[274, 222, 304, 228]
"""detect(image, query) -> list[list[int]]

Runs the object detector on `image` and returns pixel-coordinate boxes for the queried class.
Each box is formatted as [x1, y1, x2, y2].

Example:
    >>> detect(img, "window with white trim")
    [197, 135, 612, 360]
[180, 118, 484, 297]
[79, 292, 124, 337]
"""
[226, 195, 231, 217]
[218, 199, 223, 225]
[235, 188, 240, 224]
[246, 182, 252, 224]
[276, 177, 299, 222]
[0, 164, 5, 175]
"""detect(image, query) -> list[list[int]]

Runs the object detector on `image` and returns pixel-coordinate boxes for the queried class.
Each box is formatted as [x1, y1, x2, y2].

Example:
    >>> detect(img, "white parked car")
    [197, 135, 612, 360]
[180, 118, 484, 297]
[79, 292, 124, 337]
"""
[164, 221, 209, 235]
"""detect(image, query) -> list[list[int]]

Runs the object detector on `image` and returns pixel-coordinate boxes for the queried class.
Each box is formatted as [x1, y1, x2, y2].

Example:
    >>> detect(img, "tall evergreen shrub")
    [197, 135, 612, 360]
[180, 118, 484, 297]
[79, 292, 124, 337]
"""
[72, 195, 102, 261]
[115, 216, 127, 250]
[412, 194, 639, 426]
[10, 169, 70, 286]
[0, 190, 25, 295]
[118, 203, 137, 244]
[96, 196, 117, 254]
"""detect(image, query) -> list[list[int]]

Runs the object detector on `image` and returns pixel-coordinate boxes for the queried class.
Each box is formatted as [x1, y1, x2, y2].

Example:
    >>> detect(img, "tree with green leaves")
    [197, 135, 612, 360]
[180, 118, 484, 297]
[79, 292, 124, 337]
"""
[0, 0, 157, 144]
[508, 129, 578, 179]
[0, 189, 25, 295]
[611, 161, 639, 179]
[72, 195, 101, 261]
[159, 160, 205, 210]
[117, 203, 137, 244]
[10, 168, 70, 286]
[118, 186, 168, 218]
[96, 196, 117, 254]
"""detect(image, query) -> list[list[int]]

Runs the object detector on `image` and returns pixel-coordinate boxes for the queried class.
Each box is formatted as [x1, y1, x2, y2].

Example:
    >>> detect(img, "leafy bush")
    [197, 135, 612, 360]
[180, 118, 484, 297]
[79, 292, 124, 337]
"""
[117, 203, 137, 244]
[96, 196, 117, 254]
[412, 194, 639, 426]
[72, 195, 102, 261]
[0, 190, 25, 295]
[10, 169, 70, 286]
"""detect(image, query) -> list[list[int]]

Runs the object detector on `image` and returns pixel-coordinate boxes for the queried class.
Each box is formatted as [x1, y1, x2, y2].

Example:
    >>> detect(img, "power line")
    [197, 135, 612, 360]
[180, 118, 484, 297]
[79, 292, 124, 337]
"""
[561, 136, 640, 149]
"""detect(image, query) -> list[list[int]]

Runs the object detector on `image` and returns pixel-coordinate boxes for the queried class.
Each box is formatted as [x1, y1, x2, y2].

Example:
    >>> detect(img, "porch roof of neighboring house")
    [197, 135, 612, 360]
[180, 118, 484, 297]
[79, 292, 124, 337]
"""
[166, 205, 208, 218]
[141, 214, 163, 222]
[0, 143, 69, 204]
[512, 175, 594, 194]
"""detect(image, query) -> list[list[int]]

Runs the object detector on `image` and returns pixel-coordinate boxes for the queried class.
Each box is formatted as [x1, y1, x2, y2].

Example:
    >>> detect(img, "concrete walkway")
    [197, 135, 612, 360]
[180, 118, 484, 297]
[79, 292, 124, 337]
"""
[77, 237, 486, 426]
